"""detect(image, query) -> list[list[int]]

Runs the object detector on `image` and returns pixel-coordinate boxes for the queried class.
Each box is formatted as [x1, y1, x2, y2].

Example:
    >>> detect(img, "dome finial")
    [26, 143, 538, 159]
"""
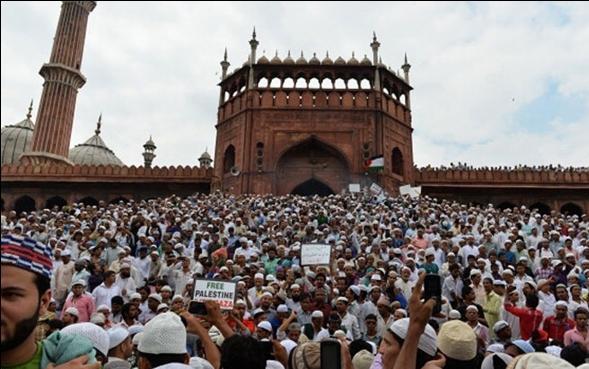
[27, 99, 33, 120]
[252, 26, 257, 40]
[224, 47, 228, 62]
[95, 113, 102, 135]
[373, 31, 377, 42]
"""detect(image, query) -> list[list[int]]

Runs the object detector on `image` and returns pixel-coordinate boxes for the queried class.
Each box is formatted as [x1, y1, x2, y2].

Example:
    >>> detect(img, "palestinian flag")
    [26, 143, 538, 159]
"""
[365, 155, 384, 172]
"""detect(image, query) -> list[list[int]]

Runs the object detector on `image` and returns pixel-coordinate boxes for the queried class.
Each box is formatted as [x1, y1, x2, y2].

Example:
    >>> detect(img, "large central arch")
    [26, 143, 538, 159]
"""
[275, 137, 350, 195]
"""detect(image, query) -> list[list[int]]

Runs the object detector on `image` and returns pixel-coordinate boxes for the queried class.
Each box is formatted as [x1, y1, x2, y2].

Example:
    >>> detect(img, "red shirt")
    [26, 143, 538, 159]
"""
[543, 316, 576, 343]
[503, 303, 543, 340]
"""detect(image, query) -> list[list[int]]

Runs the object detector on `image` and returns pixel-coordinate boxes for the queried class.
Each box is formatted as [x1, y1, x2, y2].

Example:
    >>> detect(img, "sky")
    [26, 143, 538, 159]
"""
[2, 1, 588, 168]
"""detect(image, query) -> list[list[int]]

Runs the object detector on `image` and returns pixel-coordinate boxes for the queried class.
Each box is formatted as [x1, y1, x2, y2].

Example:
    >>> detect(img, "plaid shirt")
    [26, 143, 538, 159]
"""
[535, 266, 554, 280]
[543, 315, 575, 343]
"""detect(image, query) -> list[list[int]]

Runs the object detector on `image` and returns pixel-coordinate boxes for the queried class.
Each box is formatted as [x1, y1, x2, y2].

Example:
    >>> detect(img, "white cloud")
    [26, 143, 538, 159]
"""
[2, 2, 588, 167]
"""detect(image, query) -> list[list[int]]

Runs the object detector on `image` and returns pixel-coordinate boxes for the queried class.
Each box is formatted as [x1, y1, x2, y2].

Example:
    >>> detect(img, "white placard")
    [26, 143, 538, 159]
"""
[399, 185, 412, 196]
[301, 244, 332, 265]
[192, 278, 237, 310]
[349, 183, 361, 193]
[369, 183, 383, 195]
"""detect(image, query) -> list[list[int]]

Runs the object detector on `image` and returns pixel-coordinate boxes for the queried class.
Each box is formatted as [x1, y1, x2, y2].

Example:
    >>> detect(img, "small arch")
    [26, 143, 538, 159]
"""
[308, 77, 320, 89]
[529, 202, 551, 215]
[360, 78, 371, 89]
[270, 77, 281, 88]
[399, 94, 406, 105]
[560, 202, 583, 217]
[392, 148, 404, 176]
[223, 145, 236, 174]
[321, 78, 333, 89]
[497, 202, 517, 211]
[14, 195, 36, 214]
[78, 196, 99, 207]
[257, 77, 269, 88]
[291, 179, 334, 197]
[334, 78, 346, 89]
[383, 87, 390, 96]
[224, 91, 231, 101]
[109, 197, 129, 205]
[45, 196, 67, 210]
[239, 85, 246, 94]
[283, 77, 294, 88]
[295, 77, 307, 89]
[348, 79, 359, 89]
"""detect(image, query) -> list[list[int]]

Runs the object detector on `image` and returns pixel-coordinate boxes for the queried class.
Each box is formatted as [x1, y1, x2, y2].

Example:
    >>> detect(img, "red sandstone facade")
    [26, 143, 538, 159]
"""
[214, 33, 414, 196]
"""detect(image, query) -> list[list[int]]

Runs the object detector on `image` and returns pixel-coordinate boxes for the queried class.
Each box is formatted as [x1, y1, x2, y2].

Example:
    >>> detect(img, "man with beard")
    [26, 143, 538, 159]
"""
[1, 235, 99, 369]
[114, 263, 137, 302]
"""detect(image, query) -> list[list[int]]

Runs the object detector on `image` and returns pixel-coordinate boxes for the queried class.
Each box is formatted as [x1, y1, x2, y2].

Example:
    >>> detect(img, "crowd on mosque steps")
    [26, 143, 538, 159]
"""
[1, 191, 589, 369]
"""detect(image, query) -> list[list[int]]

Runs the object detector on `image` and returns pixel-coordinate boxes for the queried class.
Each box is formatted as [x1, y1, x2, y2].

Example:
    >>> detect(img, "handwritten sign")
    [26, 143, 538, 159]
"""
[301, 244, 332, 266]
[192, 278, 237, 310]
[369, 183, 383, 195]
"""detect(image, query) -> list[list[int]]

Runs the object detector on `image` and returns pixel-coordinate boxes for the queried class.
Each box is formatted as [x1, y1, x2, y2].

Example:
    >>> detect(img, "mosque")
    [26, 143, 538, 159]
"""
[2, 1, 587, 215]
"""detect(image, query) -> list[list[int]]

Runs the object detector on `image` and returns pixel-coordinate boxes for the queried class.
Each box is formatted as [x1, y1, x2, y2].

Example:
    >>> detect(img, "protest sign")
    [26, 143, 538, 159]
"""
[192, 278, 237, 310]
[349, 183, 361, 193]
[369, 182, 383, 195]
[301, 244, 332, 265]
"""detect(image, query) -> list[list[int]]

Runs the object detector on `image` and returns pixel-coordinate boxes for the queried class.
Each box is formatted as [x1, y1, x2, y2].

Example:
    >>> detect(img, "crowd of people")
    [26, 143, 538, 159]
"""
[2, 191, 589, 369]
[416, 163, 589, 172]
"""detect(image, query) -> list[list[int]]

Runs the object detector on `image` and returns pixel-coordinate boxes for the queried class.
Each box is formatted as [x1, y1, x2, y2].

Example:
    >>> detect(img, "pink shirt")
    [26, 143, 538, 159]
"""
[61, 294, 95, 322]
[563, 327, 589, 351]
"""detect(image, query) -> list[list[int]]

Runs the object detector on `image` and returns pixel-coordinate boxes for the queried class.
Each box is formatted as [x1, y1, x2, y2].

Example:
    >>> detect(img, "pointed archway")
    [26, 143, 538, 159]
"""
[275, 137, 350, 195]
[291, 179, 334, 196]
[560, 202, 583, 217]
[14, 195, 36, 214]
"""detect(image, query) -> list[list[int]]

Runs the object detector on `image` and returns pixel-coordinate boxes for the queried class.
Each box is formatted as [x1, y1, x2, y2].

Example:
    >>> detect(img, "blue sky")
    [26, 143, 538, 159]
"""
[2, 1, 588, 167]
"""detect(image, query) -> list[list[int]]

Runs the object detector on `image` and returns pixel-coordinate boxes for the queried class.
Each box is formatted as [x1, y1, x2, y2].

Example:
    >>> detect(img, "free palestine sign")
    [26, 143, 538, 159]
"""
[192, 278, 237, 310]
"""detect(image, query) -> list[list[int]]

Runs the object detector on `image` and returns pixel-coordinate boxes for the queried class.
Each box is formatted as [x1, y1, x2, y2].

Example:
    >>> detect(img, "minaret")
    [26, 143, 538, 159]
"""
[371, 32, 381, 91]
[21, 1, 96, 166]
[219, 48, 230, 105]
[198, 148, 212, 169]
[247, 27, 259, 89]
[401, 53, 412, 109]
[142, 136, 156, 168]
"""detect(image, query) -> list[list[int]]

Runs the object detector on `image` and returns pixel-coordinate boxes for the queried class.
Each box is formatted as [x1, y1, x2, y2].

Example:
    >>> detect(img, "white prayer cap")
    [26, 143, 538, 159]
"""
[311, 310, 324, 319]
[189, 357, 215, 369]
[61, 249, 72, 257]
[254, 273, 265, 280]
[139, 312, 187, 354]
[277, 304, 289, 313]
[493, 320, 509, 333]
[257, 321, 273, 332]
[448, 310, 461, 319]
[437, 320, 477, 361]
[71, 279, 86, 287]
[172, 294, 184, 302]
[108, 327, 130, 349]
[148, 293, 163, 303]
[90, 313, 106, 325]
[132, 332, 144, 346]
[61, 322, 110, 358]
[130, 292, 142, 300]
[65, 307, 79, 317]
[510, 353, 572, 369]
[290, 283, 301, 290]
[470, 269, 482, 277]
[97, 304, 110, 312]
[161, 285, 173, 292]
[389, 318, 437, 356]
[481, 353, 512, 369]
[128, 325, 144, 336]
[157, 303, 169, 312]
[336, 296, 348, 304]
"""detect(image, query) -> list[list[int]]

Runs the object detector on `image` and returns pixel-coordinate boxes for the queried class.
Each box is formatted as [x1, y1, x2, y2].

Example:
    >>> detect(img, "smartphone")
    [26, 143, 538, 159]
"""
[259, 340, 274, 361]
[424, 274, 442, 314]
[188, 301, 207, 316]
[320, 339, 341, 369]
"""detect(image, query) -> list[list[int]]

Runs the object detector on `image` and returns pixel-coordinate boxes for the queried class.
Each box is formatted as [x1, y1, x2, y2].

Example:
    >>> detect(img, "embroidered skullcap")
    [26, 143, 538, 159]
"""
[61, 322, 110, 357]
[437, 320, 477, 360]
[1, 234, 53, 279]
[139, 312, 187, 354]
